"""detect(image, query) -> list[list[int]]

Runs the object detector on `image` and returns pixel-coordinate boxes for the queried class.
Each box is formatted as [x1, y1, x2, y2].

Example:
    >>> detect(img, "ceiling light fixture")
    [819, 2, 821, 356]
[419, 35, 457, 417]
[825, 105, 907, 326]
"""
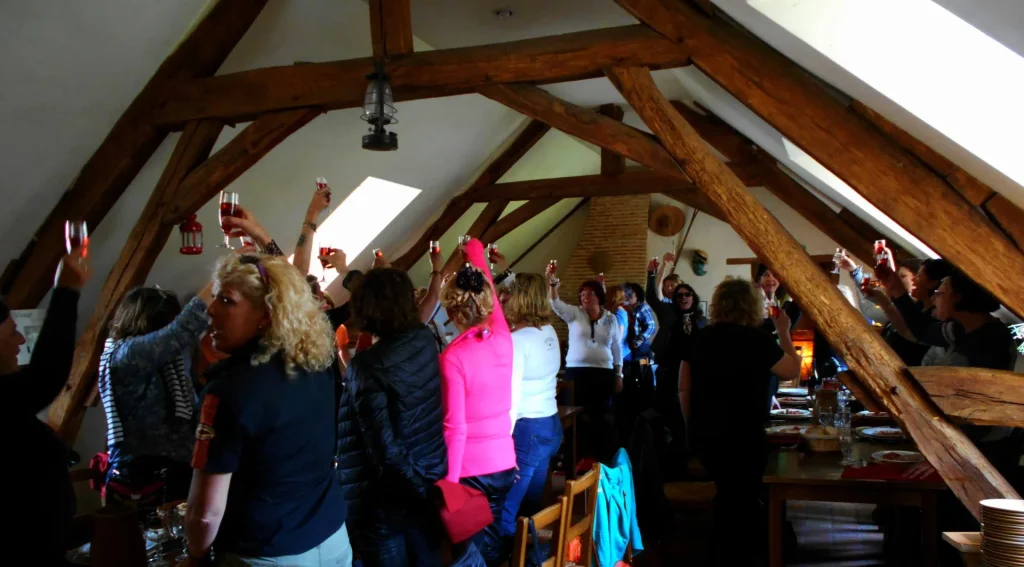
[361, 60, 398, 151]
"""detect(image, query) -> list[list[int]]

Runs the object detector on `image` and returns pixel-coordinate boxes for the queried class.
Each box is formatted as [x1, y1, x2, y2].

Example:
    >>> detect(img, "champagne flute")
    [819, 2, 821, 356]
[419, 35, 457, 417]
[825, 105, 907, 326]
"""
[65, 220, 89, 261]
[319, 245, 333, 282]
[316, 176, 332, 214]
[831, 248, 845, 275]
[218, 192, 240, 249]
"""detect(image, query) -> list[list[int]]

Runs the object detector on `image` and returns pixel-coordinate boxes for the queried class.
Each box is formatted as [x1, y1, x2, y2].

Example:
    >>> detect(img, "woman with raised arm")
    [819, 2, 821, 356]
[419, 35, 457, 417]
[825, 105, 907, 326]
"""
[99, 278, 214, 504]
[498, 273, 563, 536]
[3, 249, 89, 561]
[547, 264, 623, 464]
[439, 239, 516, 566]
[679, 277, 800, 565]
[184, 254, 350, 566]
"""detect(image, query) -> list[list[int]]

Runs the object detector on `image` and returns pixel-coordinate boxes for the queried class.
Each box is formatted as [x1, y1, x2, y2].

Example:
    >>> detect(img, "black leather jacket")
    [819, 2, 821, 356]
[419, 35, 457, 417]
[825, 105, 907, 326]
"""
[346, 326, 448, 509]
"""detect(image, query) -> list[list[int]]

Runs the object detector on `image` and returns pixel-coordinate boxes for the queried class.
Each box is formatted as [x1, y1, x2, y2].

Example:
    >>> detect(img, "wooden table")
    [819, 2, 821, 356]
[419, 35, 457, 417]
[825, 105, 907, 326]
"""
[942, 532, 982, 567]
[558, 405, 583, 479]
[764, 442, 947, 567]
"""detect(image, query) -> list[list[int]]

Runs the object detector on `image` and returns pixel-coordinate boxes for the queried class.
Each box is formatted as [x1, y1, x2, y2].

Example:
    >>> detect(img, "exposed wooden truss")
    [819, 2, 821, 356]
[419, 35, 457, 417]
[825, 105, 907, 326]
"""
[369, 0, 414, 58]
[151, 25, 691, 127]
[392, 120, 551, 271]
[605, 63, 1017, 519]
[480, 199, 561, 245]
[598, 104, 627, 175]
[616, 0, 1024, 319]
[0, 0, 269, 309]
[47, 121, 225, 442]
[912, 366, 1024, 429]
[671, 101, 910, 264]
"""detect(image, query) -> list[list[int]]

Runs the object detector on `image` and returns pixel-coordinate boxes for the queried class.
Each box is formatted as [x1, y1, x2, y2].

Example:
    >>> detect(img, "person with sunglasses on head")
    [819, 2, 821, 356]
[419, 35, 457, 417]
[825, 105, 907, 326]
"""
[2, 249, 89, 562]
[99, 275, 214, 506]
[547, 266, 623, 465]
[658, 284, 707, 464]
[184, 253, 351, 566]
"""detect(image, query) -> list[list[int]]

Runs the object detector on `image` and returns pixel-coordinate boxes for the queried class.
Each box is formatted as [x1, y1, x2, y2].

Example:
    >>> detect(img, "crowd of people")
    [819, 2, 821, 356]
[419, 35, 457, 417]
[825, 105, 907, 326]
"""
[5, 183, 1022, 566]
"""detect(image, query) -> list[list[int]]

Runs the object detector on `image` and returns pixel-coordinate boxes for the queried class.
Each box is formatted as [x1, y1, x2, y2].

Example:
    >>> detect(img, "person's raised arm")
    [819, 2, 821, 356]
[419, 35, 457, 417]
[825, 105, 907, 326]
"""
[491, 249, 513, 286]
[220, 206, 284, 257]
[770, 311, 801, 381]
[110, 282, 213, 376]
[291, 186, 330, 275]
[418, 247, 444, 324]
[4, 250, 90, 414]
[654, 252, 674, 301]
[465, 238, 509, 335]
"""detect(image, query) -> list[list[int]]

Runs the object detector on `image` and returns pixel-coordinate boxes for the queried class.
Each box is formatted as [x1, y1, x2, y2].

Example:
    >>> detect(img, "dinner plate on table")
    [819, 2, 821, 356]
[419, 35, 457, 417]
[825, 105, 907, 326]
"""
[778, 387, 808, 397]
[766, 424, 809, 435]
[860, 426, 907, 441]
[872, 450, 924, 464]
[770, 408, 812, 420]
[857, 410, 890, 418]
[777, 396, 809, 406]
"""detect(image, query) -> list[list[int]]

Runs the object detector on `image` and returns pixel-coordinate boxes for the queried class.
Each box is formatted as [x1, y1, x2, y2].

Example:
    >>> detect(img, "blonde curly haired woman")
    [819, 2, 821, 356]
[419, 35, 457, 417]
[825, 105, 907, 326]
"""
[678, 277, 799, 565]
[184, 254, 351, 567]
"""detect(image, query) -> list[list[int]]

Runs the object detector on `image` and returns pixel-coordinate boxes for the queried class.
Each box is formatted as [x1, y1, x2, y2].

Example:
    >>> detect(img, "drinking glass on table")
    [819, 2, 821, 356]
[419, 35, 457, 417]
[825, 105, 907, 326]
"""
[837, 409, 858, 466]
[818, 408, 834, 428]
[218, 191, 240, 249]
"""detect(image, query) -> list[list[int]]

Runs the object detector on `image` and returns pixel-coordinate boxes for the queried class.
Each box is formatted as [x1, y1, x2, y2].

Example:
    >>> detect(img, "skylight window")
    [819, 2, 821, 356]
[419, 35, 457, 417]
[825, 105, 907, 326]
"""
[308, 176, 420, 284]
[748, 0, 1024, 192]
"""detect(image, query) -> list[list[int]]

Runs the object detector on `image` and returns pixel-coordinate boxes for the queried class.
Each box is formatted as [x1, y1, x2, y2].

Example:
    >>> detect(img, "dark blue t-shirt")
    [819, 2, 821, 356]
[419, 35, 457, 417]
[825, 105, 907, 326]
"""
[194, 350, 346, 557]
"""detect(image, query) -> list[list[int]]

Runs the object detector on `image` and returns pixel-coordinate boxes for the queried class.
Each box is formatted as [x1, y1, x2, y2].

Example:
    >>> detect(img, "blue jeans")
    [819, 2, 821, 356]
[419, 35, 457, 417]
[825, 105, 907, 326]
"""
[356, 505, 443, 567]
[499, 414, 563, 536]
[219, 522, 352, 566]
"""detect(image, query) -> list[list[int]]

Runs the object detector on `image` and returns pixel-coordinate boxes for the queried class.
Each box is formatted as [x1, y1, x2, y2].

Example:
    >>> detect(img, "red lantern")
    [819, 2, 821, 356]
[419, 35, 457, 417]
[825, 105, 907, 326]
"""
[179, 214, 204, 255]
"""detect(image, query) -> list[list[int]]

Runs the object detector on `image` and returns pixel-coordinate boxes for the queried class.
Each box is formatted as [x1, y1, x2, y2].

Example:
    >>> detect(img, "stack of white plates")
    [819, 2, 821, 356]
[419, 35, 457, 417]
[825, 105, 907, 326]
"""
[980, 499, 1024, 567]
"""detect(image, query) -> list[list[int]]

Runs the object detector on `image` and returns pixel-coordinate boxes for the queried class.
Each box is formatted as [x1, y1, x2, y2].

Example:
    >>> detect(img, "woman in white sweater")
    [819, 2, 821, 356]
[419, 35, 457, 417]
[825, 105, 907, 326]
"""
[498, 273, 564, 537]
[546, 266, 623, 464]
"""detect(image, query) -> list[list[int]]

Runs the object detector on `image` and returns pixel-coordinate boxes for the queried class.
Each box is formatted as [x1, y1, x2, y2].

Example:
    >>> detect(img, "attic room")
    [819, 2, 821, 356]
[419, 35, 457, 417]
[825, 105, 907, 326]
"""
[3, 0, 1024, 565]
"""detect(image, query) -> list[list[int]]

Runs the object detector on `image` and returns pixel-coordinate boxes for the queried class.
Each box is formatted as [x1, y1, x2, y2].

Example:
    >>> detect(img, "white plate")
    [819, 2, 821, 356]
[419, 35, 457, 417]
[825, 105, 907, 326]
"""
[766, 425, 808, 435]
[777, 396, 809, 405]
[982, 499, 1024, 514]
[771, 408, 812, 420]
[778, 387, 808, 396]
[872, 450, 924, 464]
[861, 426, 907, 441]
[857, 410, 890, 418]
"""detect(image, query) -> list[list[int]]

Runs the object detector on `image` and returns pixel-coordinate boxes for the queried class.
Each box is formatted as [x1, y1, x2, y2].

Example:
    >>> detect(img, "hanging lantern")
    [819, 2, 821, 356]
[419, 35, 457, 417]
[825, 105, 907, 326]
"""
[360, 60, 398, 151]
[179, 214, 204, 255]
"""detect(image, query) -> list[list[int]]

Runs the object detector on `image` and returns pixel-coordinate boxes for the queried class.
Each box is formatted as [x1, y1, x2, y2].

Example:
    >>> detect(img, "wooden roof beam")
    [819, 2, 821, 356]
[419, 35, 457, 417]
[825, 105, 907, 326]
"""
[605, 63, 1017, 520]
[912, 366, 1024, 429]
[598, 104, 626, 175]
[0, 0, 268, 309]
[616, 0, 1024, 319]
[392, 120, 551, 271]
[151, 25, 691, 126]
[370, 0, 414, 58]
[480, 199, 562, 245]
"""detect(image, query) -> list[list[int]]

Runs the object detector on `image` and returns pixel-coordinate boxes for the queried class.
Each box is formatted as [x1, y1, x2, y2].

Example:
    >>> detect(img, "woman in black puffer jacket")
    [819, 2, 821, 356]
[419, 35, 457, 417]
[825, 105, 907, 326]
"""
[345, 268, 448, 567]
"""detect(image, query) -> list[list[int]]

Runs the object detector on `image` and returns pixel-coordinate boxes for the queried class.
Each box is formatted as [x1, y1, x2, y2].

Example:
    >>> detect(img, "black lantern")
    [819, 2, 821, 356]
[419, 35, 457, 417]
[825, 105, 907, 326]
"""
[179, 214, 204, 255]
[361, 60, 398, 151]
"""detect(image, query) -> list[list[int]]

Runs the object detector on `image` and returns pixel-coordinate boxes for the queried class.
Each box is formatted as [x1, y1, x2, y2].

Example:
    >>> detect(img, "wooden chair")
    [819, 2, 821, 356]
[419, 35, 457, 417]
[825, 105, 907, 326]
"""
[510, 496, 568, 567]
[559, 462, 600, 567]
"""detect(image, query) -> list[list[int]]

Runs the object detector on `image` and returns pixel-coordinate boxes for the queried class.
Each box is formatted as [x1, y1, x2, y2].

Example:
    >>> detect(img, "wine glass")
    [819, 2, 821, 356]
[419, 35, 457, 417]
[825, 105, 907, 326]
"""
[218, 192, 240, 249]
[318, 245, 333, 282]
[836, 409, 858, 466]
[429, 240, 440, 255]
[831, 248, 845, 275]
[65, 220, 89, 261]
[316, 177, 332, 214]
[818, 408, 834, 428]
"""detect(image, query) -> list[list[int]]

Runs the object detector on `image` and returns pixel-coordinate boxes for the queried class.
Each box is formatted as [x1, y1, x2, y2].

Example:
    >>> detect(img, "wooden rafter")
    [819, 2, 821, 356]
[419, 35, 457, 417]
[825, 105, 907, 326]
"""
[509, 199, 590, 271]
[617, 0, 1024, 319]
[480, 199, 562, 244]
[51, 108, 320, 443]
[0, 0, 268, 309]
[47, 120, 225, 442]
[150, 25, 691, 126]
[605, 64, 1017, 519]
[392, 120, 551, 271]
[369, 0, 414, 58]
[912, 366, 1024, 428]
[598, 104, 626, 174]
[439, 201, 508, 275]
[671, 101, 906, 264]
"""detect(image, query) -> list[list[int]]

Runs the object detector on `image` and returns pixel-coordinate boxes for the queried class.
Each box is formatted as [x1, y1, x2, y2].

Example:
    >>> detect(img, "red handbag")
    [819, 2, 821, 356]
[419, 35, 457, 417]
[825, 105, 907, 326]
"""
[434, 479, 493, 543]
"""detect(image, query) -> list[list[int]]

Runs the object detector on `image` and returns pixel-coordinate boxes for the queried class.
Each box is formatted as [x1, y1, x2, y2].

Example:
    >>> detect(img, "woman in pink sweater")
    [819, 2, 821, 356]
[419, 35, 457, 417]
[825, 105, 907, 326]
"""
[439, 238, 516, 566]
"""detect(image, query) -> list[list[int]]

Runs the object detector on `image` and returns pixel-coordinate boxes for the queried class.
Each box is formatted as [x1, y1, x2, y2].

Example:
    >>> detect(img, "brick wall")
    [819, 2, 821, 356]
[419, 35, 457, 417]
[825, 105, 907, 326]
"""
[554, 194, 650, 341]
